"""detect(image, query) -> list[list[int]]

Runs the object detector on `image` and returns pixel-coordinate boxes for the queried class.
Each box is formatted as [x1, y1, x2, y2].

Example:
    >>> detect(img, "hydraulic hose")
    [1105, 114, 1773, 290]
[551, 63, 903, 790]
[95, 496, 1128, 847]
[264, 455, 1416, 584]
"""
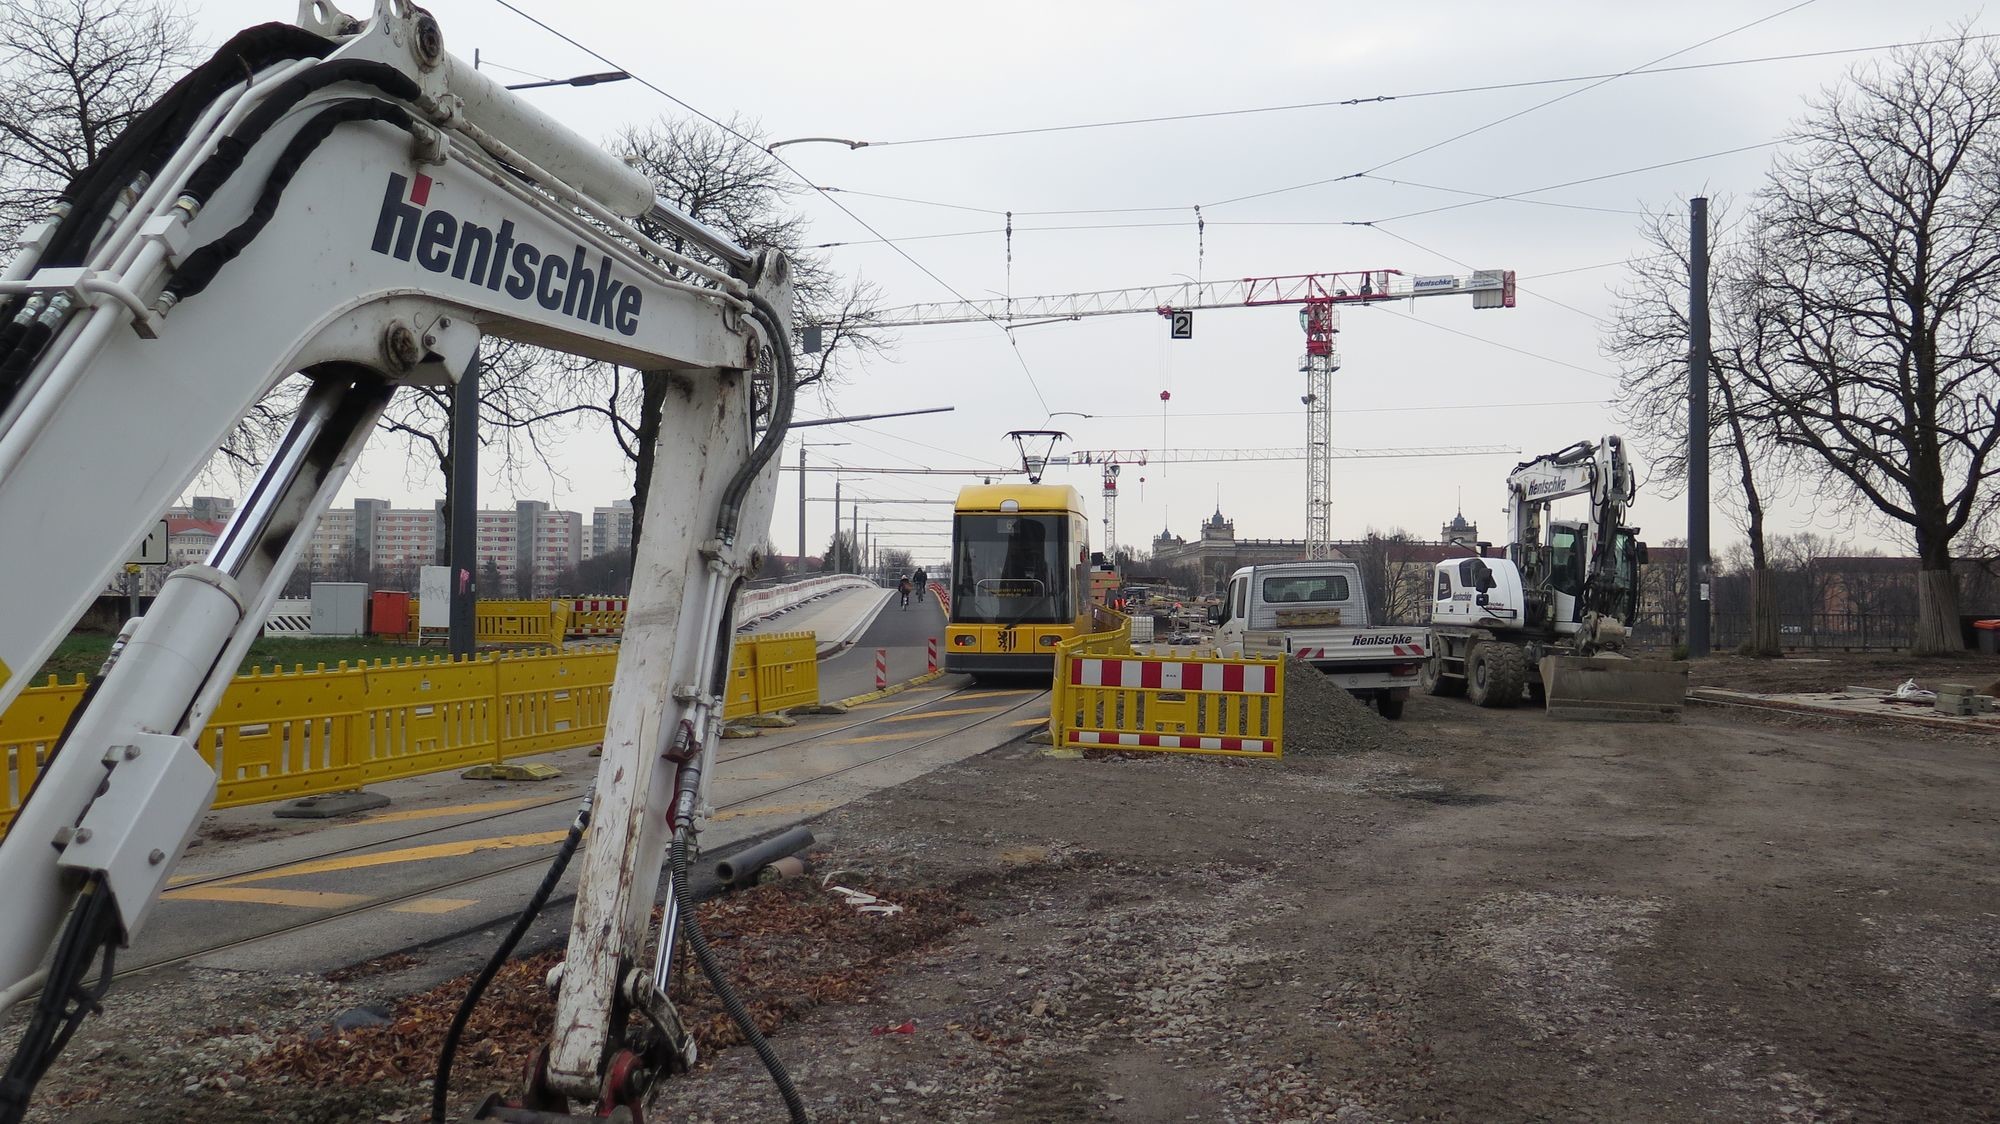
[430, 797, 592, 1124]
[177, 59, 423, 210]
[669, 828, 809, 1124]
[39, 24, 334, 271]
[165, 99, 417, 304]
[714, 291, 798, 546]
[0, 24, 334, 413]
[0, 875, 118, 1124]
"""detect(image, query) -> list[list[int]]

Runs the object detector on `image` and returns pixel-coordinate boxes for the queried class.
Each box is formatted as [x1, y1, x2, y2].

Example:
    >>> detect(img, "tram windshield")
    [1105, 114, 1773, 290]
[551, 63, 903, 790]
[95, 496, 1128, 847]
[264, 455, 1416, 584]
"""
[952, 513, 1071, 624]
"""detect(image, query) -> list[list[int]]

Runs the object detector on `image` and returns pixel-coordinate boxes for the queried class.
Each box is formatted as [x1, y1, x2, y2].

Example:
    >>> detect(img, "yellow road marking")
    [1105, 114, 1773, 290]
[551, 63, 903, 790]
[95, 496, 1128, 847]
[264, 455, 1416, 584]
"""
[846, 688, 947, 710]
[211, 829, 571, 886]
[820, 729, 940, 746]
[163, 886, 370, 908]
[711, 800, 834, 823]
[953, 690, 1036, 700]
[1009, 717, 1048, 727]
[878, 705, 1004, 724]
[359, 796, 547, 825]
[390, 897, 478, 915]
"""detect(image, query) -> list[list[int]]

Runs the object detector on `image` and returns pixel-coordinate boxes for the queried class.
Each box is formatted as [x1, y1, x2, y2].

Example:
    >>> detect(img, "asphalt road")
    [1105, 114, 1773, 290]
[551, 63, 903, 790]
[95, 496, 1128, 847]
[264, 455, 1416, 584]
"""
[818, 593, 947, 700]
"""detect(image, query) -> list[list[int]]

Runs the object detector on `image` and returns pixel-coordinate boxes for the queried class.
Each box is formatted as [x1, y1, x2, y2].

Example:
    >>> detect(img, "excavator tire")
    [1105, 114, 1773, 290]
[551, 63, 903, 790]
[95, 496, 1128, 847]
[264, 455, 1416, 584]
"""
[1466, 641, 1528, 708]
[1419, 654, 1466, 698]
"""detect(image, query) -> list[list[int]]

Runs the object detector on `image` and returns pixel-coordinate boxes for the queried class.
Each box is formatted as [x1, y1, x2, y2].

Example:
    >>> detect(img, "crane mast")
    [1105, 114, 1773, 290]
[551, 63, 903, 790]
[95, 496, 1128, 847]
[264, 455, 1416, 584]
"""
[865, 268, 1516, 557]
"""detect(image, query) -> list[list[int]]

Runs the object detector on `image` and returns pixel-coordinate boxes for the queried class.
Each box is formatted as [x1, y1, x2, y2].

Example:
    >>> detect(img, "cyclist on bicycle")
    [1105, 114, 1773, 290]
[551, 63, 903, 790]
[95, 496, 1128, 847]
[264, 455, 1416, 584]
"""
[912, 567, 927, 603]
[898, 576, 912, 609]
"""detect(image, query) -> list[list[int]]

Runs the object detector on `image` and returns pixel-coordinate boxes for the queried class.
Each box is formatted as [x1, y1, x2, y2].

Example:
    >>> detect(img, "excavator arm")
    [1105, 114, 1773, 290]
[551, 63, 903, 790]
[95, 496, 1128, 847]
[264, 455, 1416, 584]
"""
[0, 2, 792, 1118]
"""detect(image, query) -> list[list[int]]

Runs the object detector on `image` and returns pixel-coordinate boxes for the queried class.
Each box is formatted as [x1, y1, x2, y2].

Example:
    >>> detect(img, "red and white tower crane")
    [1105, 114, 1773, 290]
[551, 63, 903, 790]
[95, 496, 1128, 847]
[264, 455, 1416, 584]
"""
[864, 268, 1517, 559]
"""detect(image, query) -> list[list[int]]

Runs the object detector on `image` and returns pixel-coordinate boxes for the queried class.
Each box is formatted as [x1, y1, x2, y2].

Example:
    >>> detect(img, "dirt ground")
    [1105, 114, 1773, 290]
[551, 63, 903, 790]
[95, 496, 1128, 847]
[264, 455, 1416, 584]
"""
[16, 651, 2000, 1123]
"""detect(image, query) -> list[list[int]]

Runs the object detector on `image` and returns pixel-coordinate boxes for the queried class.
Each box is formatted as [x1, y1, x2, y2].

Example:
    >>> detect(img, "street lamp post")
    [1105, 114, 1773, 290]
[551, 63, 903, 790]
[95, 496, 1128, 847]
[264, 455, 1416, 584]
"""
[765, 136, 871, 153]
[799, 441, 847, 571]
[503, 70, 630, 90]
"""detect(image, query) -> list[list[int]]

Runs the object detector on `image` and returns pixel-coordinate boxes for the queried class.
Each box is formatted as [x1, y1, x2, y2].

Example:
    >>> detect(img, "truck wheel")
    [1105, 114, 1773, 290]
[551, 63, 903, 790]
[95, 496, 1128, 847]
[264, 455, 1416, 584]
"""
[1419, 655, 1465, 698]
[1466, 642, 1527, 708]
[1377, 692, 1406, 720]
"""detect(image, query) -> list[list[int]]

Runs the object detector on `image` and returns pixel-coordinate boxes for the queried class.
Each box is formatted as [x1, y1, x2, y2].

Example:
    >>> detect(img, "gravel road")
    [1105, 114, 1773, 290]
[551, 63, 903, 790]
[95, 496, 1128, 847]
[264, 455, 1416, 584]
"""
[15, 653, 1998, 1123]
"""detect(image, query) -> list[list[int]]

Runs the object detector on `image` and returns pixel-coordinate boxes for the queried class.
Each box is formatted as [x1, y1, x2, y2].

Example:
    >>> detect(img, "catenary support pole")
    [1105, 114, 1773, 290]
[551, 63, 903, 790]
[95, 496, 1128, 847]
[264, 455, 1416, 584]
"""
[449, 354, 479, 658]
[1687, 197, 1712, 658]
[797, 444, 807, 573]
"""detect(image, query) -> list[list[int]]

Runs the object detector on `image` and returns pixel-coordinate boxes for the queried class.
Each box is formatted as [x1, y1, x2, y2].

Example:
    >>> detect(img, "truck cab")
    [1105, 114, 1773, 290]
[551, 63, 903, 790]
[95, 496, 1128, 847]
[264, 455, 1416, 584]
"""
[1214, 561, 1424, 719]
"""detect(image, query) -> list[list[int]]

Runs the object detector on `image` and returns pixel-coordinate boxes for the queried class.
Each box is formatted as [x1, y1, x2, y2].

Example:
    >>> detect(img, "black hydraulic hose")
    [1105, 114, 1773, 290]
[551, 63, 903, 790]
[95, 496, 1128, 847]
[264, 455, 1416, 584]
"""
[42, 24, 335, 270]
[178, 59, 423, 209]
[430, 797, 591, 1124]
[165, 100, 417, 304]
[0, 875, 117, 1124]
[715, 292, 798, 546]
[0, 24, 334, 412]
[669, 829, 809, 1124]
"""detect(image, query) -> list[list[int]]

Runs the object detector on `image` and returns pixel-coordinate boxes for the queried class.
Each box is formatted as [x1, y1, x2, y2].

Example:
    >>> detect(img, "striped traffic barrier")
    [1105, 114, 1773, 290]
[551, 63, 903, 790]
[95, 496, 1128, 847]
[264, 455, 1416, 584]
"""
[927, 636, 938, 673]
[1053, 648, 1285, 759]
[875, 647, 888, 691]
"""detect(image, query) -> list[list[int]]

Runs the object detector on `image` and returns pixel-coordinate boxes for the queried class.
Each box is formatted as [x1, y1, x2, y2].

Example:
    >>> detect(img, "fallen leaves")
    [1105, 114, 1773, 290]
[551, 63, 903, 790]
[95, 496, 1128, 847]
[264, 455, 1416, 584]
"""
[242, 878, 973, 1097]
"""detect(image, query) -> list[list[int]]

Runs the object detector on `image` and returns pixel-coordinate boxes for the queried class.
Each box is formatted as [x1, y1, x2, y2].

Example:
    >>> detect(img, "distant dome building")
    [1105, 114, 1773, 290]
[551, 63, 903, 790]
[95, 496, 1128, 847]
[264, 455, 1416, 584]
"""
[1442, 509, 1478, 548]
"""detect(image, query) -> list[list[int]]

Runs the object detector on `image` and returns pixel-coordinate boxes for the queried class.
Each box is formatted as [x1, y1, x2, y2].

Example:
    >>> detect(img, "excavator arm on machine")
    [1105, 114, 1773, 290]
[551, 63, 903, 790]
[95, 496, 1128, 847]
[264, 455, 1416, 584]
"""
[0, 2, 797, 1119]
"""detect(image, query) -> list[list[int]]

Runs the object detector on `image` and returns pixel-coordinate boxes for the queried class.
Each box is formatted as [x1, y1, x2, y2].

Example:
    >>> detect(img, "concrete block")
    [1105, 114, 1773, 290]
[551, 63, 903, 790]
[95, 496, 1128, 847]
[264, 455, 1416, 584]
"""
[459, 762, 560, 781]
[272, 790, 390, 819]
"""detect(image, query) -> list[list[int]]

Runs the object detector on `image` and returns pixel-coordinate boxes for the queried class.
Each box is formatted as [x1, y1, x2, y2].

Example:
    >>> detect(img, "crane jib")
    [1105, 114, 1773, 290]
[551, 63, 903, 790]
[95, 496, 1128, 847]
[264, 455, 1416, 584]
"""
[370, 172, 643, 335]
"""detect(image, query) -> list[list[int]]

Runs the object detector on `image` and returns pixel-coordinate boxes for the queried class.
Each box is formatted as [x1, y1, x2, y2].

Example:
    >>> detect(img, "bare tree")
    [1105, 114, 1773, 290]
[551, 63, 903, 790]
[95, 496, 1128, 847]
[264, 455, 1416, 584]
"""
[0, 0, 196, 250]
[1744, 34, 2000, 653]
[1607, 198, 1787, 656]
[1640, 538, 1690, 652]
[589, 115, 887, 552]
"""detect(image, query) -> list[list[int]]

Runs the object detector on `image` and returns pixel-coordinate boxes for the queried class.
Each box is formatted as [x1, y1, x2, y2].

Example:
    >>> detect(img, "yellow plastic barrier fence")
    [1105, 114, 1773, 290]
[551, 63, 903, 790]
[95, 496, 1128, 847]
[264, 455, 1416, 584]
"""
[722, 631, 818, 719]
[567, 597, 627, 637]
[1048, 607, 1133, 731]
[400, 599, 573, 645]
[1051, 640, 1285, 760]
[1, 633, 817, 832]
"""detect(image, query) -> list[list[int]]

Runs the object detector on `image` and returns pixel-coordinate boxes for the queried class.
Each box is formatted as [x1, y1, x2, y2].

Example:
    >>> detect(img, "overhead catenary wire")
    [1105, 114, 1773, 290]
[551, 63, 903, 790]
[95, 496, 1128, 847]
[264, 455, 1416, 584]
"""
[480, 0, 1055, 419]
[1202, 0, 1821, 208]
[832, 30, 1993, 149]
[1356, 303, 1617, 382]
[803, 140, 1786, 252]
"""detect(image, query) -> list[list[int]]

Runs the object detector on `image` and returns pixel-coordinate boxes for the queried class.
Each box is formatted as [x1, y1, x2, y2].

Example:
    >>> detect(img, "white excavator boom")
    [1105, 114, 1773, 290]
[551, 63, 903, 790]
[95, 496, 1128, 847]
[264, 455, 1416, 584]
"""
[0, 2, 793, 1118]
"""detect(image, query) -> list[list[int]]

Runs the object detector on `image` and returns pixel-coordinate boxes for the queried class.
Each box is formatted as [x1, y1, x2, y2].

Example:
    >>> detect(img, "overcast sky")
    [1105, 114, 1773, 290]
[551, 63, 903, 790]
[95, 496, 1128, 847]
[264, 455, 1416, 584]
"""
[187, 0, 1993, 565]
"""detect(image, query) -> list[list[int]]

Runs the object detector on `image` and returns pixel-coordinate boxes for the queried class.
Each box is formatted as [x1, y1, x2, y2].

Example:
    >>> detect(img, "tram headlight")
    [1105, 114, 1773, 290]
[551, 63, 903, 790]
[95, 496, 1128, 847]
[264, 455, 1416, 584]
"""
[952, 634, 976, 646]
[1038, 634, 1060, 647]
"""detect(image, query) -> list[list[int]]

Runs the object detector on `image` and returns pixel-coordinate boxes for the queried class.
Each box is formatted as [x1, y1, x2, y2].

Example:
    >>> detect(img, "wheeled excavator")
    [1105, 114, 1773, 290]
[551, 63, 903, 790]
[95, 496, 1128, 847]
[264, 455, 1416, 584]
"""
[0, 2, 812, 1120]
[1419, 436, 1688, 719]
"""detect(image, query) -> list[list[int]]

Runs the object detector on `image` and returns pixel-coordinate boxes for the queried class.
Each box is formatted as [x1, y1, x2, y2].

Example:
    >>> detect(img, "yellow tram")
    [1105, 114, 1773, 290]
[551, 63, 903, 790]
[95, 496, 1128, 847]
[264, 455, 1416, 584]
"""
[945, 484, 1092, 678]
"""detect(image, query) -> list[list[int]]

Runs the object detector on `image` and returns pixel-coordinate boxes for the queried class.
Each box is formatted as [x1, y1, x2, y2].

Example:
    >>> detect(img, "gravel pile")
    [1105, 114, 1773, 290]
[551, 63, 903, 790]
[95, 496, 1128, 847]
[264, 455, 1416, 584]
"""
[1282, 656, 1409, 757]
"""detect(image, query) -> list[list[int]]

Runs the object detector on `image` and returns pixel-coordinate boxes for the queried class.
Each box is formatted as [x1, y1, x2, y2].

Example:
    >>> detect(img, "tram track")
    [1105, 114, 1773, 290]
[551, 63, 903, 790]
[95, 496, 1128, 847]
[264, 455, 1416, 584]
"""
[121, 685, 1048, 978]
[163, 681, 980, 896]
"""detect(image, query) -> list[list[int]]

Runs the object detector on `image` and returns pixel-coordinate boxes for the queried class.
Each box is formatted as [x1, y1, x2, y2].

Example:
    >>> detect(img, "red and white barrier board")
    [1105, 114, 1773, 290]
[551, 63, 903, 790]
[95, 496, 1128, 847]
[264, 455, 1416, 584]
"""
[1053, 649, 1286, 760]
[1068, 657, 1277, 694]
[1067, 730, 1276, 754]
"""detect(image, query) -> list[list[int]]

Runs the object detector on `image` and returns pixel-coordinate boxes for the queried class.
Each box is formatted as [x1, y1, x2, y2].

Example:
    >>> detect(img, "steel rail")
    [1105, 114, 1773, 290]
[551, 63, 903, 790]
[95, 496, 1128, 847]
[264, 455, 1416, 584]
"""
[114, 685, 1046, 977]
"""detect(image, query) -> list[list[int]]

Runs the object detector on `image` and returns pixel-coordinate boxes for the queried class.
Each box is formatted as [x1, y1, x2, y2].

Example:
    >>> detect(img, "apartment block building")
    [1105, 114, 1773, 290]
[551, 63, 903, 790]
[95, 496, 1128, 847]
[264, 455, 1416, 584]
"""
[586, 500, 633, 561]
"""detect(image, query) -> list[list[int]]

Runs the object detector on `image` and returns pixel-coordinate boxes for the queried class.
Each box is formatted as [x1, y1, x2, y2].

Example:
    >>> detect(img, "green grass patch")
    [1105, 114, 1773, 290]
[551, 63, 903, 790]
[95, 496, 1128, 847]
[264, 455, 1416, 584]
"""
[29, 634, 465, 686]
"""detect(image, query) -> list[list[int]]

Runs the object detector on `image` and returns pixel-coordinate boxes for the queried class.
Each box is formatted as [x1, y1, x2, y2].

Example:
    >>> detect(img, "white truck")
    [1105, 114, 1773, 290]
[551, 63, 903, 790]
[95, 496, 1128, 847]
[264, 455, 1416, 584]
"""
[1213, 561, 1425, 719]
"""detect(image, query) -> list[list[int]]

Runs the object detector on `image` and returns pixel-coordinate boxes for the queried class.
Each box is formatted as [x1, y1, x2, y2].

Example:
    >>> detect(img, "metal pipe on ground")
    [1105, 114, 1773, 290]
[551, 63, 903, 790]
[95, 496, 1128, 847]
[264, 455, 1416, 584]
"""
[712, 826, 816, 886]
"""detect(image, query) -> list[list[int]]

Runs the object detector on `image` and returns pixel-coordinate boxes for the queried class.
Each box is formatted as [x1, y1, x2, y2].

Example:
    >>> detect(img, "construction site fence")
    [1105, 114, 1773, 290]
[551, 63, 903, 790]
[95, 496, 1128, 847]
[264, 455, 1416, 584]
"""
[1627, 609, 1927, 652]
[368, 598, 575, 646]
[1050, 609, 1285, 759]
[0, 632, 818, 834]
